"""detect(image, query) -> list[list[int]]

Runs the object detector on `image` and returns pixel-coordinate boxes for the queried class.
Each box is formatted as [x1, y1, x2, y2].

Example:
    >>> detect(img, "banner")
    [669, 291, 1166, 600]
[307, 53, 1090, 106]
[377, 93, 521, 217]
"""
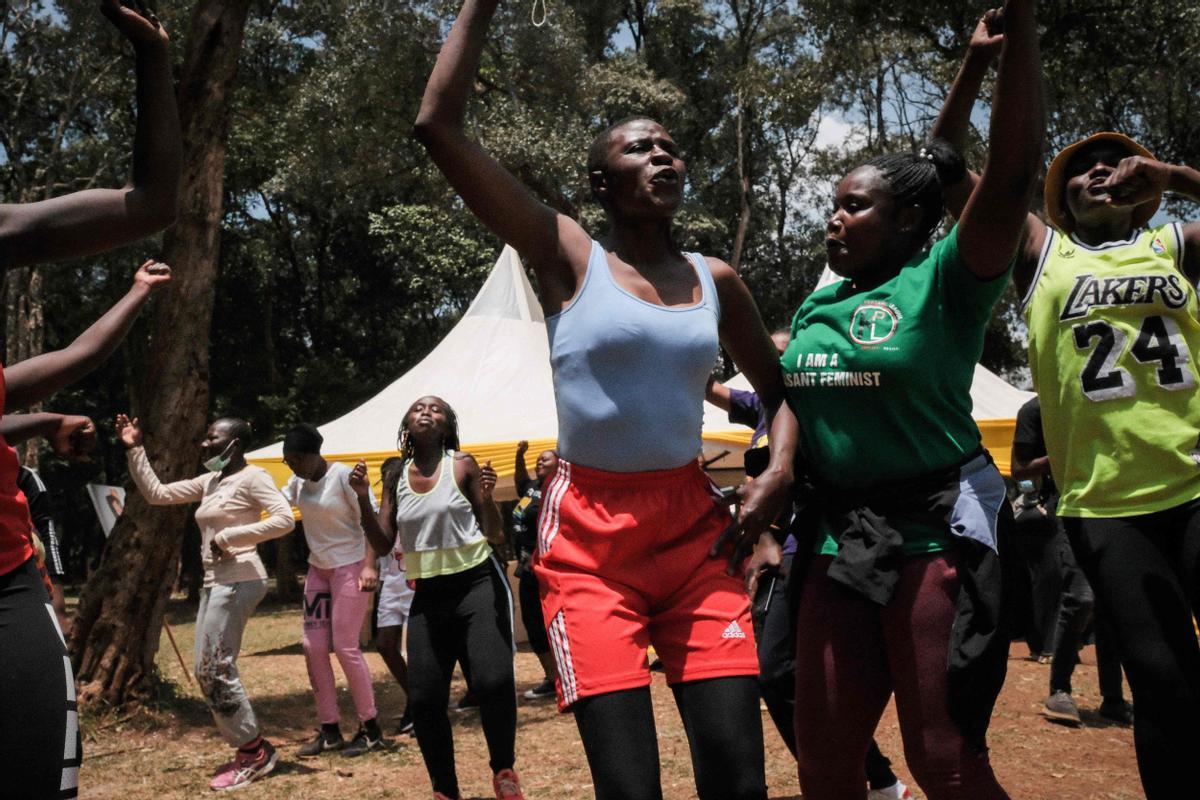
[86, 484, 126, 538]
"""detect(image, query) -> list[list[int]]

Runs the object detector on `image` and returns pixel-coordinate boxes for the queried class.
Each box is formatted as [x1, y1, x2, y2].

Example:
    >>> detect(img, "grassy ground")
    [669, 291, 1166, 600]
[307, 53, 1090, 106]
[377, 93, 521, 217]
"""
[79, 594, 1141, 799]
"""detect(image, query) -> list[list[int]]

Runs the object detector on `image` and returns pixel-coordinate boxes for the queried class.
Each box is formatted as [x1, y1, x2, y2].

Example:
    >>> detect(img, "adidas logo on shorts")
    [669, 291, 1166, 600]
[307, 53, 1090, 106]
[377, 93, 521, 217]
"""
[721, 620, 746, 639]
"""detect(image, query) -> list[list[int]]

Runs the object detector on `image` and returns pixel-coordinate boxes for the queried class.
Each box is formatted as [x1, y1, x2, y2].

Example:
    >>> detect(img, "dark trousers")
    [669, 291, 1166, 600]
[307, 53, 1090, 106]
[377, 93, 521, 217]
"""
[1063, 500, 1200, 800]
[1047, 524, 1125, 699]
[1012, 516, 1060, 655]
[753, 553, 899, 790]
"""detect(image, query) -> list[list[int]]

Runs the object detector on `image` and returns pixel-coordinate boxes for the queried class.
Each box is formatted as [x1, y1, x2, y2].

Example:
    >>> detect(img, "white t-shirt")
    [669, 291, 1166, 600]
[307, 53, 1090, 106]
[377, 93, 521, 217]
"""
[283, 461, 375, 569]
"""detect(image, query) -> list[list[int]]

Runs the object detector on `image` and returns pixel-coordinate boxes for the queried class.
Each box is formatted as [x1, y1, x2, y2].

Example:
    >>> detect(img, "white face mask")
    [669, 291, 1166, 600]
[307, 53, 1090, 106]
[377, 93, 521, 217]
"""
[203, 441, 237, 473]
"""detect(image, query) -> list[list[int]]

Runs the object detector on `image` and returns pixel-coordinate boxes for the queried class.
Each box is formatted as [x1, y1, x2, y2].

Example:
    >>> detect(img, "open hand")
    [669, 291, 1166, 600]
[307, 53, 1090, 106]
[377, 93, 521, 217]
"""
[1101, 155, 1172, 208]
[133, 259, 172, 292]
[100, 0, 168, 49]
[480, 460, 497, 499]
[349, 459, 371, 497]
[114, 414, 143, 449]
[51, 415, 97, 460]
[710, 469, 792, 576]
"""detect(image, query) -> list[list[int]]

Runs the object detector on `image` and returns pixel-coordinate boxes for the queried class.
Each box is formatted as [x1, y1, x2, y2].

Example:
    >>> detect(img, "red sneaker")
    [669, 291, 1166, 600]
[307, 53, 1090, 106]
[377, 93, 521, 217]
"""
[493, 768, 525, 799]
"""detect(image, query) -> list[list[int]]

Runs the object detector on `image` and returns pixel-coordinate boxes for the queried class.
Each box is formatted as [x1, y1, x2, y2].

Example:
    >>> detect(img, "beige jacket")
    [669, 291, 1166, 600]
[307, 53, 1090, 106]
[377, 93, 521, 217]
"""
[127, 446, 295, 587]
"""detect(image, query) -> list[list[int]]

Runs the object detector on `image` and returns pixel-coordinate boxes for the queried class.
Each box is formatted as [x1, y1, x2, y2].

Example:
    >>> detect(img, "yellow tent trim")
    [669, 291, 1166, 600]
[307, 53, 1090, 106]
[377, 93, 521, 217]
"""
[250, 421, 1017, 501]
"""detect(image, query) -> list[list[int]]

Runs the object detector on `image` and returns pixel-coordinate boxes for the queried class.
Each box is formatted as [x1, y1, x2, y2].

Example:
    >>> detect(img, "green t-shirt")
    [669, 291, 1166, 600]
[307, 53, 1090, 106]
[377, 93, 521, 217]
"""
[782, 226, 1009, 554]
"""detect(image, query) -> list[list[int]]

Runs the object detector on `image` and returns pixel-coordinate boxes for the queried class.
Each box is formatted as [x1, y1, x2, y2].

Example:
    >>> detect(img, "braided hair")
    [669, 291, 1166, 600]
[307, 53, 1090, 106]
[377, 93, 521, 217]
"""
[380, 456, 405, 508]
[396, 395, 462, 464]
[864, 138, 966, 248]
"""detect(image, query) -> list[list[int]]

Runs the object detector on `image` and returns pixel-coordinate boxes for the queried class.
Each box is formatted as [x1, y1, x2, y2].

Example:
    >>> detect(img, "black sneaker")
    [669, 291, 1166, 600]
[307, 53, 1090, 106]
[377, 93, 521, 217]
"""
[1041, 691, 1082, 726]
[523, 678, 555, 700]
[298, 728, 344, 757]
[342, 727, 394, 757]
[454, 691, 479, 712]
[1098, 698, 1134, 726]
[396, 709, 414, 735]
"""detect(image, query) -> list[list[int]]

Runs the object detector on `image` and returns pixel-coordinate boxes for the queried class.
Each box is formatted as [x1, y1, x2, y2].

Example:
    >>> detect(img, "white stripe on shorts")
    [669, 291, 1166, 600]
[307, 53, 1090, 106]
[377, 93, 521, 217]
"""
[548, 610, 578, 705]
[538, 462, 571, 555]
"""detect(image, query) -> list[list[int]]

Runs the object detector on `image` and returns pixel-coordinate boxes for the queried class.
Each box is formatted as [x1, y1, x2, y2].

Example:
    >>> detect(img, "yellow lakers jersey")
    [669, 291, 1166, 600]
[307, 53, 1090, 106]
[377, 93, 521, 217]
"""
[1023, 223, 1200, 517]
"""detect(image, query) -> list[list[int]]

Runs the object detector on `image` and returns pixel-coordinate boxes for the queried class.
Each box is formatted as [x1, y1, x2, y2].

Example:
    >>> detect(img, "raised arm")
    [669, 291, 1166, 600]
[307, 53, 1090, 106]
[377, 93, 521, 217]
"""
[455, 453, 504, 546]
[0, 1, 180, 269]
[1101, 159, 1200, 282]
[931, 10, 1003, 220]
[955, 0, 1044, 280]
[0, 413, 96, 459]
[710, 259, 784, 413]
[413, 0, 589, 311]
[513, 440, 531, 490]
[348, 460, 391, 556]
[3, 261, 171, 412]
[118, 415, 209, 506]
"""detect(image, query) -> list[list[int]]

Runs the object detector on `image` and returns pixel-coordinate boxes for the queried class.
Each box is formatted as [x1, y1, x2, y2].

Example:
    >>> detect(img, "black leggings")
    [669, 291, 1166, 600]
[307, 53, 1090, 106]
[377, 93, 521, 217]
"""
[1063, 500, 1200, 800]
[573, 677, 767, 800]
[0, 558, 79, 799]
[407, 556, 516, 797]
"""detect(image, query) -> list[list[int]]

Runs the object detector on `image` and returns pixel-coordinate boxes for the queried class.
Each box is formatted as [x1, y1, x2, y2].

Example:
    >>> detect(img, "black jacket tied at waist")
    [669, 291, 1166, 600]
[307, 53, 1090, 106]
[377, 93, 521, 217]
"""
[787, 450, 1009, 753]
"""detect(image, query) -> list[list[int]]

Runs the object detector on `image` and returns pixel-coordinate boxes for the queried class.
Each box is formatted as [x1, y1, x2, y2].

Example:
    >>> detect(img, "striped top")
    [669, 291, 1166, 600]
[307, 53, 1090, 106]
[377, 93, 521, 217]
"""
[394, 451, 491, 579]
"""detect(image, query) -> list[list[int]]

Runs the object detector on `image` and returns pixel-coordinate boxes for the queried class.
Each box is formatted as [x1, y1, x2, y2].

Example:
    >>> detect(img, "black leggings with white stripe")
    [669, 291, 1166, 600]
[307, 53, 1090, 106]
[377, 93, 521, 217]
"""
[408, 555, 516, 797]
[0, 557, 79, 799]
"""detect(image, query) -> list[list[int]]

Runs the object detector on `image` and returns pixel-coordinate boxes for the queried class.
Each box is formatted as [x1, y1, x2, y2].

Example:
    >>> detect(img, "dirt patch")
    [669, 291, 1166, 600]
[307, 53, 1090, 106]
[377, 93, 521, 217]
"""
[79, 599, 1140, 799]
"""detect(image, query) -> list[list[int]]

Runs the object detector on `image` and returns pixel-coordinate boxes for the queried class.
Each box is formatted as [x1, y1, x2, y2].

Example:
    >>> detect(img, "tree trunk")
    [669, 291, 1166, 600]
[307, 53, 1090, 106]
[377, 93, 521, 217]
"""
[70, 0, 254, 707]
[4, 266, 45, 467]
[730, 100, 753, 273]
[274, 533, 299, 602]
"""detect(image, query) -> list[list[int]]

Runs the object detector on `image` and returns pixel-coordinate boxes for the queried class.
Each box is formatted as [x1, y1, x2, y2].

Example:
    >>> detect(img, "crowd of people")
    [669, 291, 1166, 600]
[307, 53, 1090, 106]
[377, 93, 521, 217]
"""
[2, 0, 1199, 798]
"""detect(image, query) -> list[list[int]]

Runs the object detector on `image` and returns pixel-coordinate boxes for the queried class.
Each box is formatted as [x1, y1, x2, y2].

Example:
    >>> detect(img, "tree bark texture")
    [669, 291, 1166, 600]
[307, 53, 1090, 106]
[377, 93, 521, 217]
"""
[4, 266, 45, 467]
[70, 0, 254, 707]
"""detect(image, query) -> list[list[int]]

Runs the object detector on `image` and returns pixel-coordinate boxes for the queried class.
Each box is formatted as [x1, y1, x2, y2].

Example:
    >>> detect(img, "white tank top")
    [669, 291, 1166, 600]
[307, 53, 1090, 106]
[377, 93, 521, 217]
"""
[393, 451, 490, 579]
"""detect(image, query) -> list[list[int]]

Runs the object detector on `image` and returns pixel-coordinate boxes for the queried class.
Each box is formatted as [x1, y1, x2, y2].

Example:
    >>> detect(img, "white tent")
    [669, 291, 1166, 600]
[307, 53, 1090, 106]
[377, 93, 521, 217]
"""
[249, 249, 1032, 494]
[248, 246, 756, 497]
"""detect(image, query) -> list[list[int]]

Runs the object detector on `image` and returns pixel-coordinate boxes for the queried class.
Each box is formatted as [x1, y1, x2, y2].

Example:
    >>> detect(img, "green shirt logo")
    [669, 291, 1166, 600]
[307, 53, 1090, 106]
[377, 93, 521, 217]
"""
[849, 301, 901, 345]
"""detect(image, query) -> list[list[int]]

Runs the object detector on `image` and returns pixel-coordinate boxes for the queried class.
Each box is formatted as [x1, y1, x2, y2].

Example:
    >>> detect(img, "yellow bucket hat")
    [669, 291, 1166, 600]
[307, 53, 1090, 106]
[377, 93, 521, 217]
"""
[1044, 132, 1159, 233]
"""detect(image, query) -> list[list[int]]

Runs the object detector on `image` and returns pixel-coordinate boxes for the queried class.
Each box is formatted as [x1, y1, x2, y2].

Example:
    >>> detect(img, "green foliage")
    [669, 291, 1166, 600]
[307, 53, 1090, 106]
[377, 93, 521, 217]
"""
[6, 0, 1200, 578]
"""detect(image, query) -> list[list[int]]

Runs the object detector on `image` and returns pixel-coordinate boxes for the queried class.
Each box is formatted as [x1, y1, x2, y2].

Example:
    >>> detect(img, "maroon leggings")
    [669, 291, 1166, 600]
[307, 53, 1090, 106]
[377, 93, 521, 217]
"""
[793, 554, 1008, 800]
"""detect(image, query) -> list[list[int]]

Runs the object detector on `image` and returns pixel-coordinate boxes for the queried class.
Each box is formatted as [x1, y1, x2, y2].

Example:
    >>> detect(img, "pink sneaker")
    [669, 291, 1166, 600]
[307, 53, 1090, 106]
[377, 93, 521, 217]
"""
[209, 739, 278, 791]
[493, 768, 525, 799]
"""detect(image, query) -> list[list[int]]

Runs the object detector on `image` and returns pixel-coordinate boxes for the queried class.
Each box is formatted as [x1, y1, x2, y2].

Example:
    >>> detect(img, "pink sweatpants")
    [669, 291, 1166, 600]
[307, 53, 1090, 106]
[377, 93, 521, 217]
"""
[303, 559, 377, 724]
[793, 554, 1009, 800]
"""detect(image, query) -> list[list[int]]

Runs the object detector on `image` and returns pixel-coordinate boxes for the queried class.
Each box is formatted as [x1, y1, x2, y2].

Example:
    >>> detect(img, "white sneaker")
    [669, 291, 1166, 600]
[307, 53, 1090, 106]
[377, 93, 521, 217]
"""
[867, 780, 912, 800]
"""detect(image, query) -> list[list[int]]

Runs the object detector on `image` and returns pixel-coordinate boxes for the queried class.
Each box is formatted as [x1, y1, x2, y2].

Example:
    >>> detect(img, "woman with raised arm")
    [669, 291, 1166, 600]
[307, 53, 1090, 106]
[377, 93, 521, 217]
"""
[733, 3, 1042, 799]
[281, 425, 391, 758]
[0, 258, 170, 797]
[363, 396, 513, 800]
[934, 9, 1200, 798]
[415, 4, 783, 800]
[116, 413, 294, 791]
[0, 0, 180, 268]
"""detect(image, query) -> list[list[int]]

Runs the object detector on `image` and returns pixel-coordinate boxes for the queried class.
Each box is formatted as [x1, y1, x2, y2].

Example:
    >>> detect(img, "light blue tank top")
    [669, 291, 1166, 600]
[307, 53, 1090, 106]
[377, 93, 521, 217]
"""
[546, 240, 720, 472]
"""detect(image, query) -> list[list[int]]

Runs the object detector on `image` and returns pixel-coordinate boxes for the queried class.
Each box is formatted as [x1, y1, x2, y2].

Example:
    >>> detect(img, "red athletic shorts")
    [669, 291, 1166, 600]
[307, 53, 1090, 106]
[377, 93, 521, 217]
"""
[532, 458, 759, 710]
